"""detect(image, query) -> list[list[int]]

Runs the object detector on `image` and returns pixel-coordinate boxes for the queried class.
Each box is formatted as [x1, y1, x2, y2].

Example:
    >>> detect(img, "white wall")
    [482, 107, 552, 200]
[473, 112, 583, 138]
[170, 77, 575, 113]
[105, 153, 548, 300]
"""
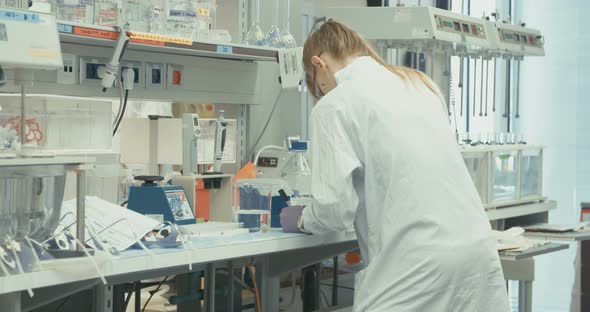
[514, 1, 585, 311]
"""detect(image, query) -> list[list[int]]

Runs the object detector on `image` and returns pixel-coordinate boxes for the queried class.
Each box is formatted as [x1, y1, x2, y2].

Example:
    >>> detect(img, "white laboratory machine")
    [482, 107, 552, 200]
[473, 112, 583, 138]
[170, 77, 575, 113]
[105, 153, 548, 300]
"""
[0, 7, 94, 274]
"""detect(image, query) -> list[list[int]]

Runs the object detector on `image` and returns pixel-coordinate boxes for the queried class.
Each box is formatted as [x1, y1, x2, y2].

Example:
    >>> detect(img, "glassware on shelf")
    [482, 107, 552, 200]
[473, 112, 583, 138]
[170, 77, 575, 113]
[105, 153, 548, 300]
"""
[280, 0, 296, 48]
[195, 0, 213, 41]
[243, 0, 266, 46]
[55, 0, 94, 25]
[164, 0, 198, 40]
[94, 0, 119, 27]
[151, 0, 166, 34]
[486, 132, 495, 145]
[123, 0, 152, 33]
[265, 0, 283, 48]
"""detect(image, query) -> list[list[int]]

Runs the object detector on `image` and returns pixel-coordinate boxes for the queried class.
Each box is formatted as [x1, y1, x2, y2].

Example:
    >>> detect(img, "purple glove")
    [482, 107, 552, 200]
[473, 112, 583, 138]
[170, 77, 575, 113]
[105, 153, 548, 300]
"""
[280, 206, 305, 233]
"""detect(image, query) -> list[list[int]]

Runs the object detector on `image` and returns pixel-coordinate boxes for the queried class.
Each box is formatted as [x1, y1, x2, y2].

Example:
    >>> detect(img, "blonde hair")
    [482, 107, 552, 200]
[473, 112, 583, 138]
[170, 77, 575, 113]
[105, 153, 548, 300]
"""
[303, 20, 440, 98]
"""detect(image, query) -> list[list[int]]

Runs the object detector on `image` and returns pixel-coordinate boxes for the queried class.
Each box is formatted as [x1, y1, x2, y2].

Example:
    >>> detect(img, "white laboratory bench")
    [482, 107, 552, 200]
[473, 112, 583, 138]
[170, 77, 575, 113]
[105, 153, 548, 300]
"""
[0, 200, 569, 312]
[0, 230, 358, 312]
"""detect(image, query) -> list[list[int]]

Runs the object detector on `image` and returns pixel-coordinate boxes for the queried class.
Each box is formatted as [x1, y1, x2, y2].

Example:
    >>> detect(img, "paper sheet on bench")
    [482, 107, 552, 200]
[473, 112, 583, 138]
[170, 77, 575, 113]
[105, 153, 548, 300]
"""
[61, 196, 159, 252]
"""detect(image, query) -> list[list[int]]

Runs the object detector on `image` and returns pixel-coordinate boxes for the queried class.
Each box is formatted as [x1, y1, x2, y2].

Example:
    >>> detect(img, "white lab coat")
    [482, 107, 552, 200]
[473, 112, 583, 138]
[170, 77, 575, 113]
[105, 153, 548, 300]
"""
[301, 56, 510, 312]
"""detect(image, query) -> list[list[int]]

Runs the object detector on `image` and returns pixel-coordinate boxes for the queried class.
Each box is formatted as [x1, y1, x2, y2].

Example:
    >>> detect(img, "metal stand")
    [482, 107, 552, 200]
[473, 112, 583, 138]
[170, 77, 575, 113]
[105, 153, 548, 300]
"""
[0, 292, 21, 312]
[518, 280, 533, 312]
[302, 264, 321, 312]
[174, 273, 203, 312]
[332, 256, 339, 306]
[501, 258, 535, 312]
[76, 170, 86, 250]
[204, 264, 216, 312]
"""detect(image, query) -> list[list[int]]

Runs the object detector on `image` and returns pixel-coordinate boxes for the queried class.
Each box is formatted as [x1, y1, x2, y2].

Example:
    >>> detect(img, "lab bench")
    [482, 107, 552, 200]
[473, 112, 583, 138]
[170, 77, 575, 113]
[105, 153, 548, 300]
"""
[0, 230, 358, 312]
[0, 226, 569, 312]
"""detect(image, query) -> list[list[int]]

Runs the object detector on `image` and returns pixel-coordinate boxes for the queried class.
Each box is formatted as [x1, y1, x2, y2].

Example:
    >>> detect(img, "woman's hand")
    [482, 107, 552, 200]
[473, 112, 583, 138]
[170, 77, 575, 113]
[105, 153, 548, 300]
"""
[280, 206, 306, 233]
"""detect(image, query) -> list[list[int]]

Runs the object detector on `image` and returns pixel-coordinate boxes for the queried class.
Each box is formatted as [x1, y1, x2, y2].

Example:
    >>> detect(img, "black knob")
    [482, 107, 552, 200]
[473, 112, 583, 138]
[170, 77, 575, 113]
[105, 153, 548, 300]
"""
[134, 175, 164, 185]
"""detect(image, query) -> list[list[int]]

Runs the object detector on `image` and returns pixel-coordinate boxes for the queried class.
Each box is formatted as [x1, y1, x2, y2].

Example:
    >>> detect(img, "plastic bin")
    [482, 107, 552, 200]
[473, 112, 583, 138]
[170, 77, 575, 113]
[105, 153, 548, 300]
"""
[233, 179, 289, 232]
[519, 147, 543, 200]
[0, 94, 112, 152]
[461, 150, 489, 204]
[490, 150, 519, 203]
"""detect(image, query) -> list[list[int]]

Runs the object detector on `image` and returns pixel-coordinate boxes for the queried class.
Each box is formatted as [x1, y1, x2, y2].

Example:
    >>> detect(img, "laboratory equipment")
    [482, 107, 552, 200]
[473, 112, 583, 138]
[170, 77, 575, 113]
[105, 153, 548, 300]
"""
[0, 9, 63, 70]
[265, 0, 283, 48]
[280, 140, 311, 203]
[322, 6, 491, 53]
[233, 179, 288, 232]
[0, 165, 66, 242]
[243, 0, 265, 46]
[100, 25, 130, 92]
[460, 144, 545, 209]
[208, 110, 226, 174]
[182, 113, 200, 176]
[280, 0, 297, 48]
[485, 21, 545, 57]
[127, 175, 197, 225]
[165, 0, 197, 40]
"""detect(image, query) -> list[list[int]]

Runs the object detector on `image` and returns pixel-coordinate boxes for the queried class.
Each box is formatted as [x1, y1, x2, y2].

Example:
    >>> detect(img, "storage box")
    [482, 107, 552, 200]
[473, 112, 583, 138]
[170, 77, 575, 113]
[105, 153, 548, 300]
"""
[461, 145, 544, 209]
[490, 149, 519, 203]
[519, 146, 543, 200]
[461, 149, 489, 204]
[0, 94, 112, 152]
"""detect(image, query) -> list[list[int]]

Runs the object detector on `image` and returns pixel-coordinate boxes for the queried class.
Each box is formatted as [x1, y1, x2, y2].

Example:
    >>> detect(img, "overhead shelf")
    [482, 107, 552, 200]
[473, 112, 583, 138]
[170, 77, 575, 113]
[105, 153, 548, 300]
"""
[57, 23, 279, 62]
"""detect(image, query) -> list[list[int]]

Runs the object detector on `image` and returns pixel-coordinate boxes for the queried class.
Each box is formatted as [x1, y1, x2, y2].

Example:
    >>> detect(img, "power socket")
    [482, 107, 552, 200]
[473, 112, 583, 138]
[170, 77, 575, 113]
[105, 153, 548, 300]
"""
[146, 63, 165, 89]
[258, 157, 278, 168]
[57, 53, 77, 85]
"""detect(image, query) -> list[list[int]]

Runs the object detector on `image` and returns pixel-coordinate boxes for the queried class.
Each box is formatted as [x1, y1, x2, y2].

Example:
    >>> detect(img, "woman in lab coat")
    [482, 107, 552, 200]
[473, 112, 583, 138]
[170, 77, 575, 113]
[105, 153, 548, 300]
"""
[281, 20, 510, 311]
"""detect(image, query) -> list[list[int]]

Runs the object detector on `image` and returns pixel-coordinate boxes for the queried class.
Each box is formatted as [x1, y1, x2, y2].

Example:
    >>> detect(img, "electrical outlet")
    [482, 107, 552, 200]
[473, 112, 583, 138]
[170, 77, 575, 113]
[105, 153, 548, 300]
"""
[79, 57, 108, 86]
[120, 61, 143, 87]
[167, 64, 183, 89]
[57, 53, 77, 85]
[258, 157, 278, 168]
[146, 63, 165, 89]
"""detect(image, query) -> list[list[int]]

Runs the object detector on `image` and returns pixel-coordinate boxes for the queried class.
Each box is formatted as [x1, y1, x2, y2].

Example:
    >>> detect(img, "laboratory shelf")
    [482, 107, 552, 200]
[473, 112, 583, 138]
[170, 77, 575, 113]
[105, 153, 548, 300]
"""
[523, 230, 590, 241]
[0, 156, 94, 167]
[57, 23, 279, 62]
[486, 200, 556, 221]
[499, 242, 568, 261]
